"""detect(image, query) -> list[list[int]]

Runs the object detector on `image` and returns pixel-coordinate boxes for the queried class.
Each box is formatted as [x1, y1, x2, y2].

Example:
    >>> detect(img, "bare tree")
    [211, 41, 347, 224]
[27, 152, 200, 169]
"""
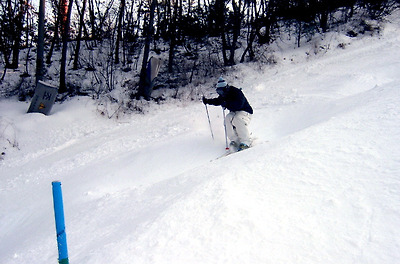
[168, 0, 178, 73]
[59, 0, 74, 93]
[137, 0, 156, 100]
[46, 0, 62, 64]
[10, 0, 28, 69]
[87, 0, 115, 40]
[115, 0, 125, 64]
[0, 0, 28, 69]
[241, 0, 260, 62]
[73, 0, 88, 70]
[36, 0, 46, 82]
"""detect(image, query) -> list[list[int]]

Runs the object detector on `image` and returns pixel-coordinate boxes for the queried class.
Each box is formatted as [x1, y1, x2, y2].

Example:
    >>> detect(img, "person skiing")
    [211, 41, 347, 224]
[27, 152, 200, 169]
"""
[203, 77, 253, 151]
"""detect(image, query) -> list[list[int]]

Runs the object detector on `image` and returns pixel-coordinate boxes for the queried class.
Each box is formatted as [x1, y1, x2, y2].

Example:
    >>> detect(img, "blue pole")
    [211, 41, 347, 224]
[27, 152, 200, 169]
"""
[52, 181, 69, 264]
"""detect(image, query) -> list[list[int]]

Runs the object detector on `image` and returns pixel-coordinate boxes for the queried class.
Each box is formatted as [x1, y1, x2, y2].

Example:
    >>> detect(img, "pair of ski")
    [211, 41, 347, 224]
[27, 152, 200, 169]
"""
[214, 142, 250, 160]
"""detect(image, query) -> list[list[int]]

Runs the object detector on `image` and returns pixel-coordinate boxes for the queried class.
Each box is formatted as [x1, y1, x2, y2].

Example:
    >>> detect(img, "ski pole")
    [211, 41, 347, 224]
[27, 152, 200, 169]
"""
[222, 108, 229, 150]
[205, 103, 214, 140]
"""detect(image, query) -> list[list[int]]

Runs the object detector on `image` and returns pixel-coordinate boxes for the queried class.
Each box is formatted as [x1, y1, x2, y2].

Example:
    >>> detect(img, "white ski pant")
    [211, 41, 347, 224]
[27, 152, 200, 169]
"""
[225, 111, 252, 145]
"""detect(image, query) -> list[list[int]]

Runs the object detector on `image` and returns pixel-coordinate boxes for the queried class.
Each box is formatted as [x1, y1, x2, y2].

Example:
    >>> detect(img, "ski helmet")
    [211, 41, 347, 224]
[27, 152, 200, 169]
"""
[216, 77, 227, 88]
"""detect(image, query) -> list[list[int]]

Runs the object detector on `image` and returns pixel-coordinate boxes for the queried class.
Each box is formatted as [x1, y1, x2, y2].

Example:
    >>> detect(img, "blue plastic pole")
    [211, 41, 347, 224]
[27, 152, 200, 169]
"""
[52, 181, 69, 264]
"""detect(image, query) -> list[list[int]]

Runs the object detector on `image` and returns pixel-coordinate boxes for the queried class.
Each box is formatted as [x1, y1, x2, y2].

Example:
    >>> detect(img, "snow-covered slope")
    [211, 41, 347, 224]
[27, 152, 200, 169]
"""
[1, 15, 400, 264]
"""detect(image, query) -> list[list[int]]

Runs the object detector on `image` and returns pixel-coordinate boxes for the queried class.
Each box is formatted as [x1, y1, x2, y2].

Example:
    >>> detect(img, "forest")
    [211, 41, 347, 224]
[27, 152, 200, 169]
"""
[0, 0, 399, 107]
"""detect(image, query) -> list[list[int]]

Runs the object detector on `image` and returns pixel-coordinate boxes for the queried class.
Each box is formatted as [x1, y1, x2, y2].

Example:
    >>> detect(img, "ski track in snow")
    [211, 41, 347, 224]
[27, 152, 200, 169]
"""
[1, 13, 400, 264]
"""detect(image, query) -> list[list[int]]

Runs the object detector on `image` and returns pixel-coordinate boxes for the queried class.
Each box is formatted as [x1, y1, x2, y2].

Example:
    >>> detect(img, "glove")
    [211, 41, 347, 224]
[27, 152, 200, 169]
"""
[202, 96, 209, 105]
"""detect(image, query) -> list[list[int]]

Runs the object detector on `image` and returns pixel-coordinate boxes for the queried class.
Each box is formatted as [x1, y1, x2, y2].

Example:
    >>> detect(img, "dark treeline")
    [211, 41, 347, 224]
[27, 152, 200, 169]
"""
[0, 0, 399, 102]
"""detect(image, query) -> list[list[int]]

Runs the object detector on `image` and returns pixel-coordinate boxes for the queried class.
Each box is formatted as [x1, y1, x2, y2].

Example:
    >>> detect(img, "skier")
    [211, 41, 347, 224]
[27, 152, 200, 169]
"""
[203, 77, 253, 151]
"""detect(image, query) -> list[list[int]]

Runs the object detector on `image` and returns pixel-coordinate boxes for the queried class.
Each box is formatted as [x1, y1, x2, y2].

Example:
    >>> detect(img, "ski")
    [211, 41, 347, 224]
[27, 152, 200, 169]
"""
[213, 142, 251, 160]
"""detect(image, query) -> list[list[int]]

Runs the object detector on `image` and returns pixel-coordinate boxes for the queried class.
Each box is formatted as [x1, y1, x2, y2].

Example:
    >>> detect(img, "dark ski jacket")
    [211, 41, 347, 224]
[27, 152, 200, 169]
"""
[205, 85, 253, 114]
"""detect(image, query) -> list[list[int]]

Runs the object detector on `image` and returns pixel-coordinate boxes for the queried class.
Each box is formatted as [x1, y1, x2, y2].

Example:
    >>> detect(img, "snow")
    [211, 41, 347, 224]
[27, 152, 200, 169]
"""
[1, 15, 400, 264]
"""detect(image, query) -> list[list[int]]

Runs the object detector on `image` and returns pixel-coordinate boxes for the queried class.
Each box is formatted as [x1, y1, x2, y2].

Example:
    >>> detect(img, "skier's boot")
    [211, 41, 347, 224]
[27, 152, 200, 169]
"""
[229, 141, 239, 152]
[238, 143, 249, 151]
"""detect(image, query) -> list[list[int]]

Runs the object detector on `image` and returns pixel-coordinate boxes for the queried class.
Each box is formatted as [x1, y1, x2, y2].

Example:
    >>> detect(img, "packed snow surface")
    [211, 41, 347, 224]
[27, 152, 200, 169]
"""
[1, 16, 400, 264]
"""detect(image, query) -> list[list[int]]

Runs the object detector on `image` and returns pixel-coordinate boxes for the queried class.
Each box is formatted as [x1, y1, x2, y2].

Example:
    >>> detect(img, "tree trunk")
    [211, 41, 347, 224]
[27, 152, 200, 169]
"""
[10, 0, 26, 69]
[168, 0, 178, 73]
[228, 0, 241, 66]
[216, 0, 228, 65]
[36, 0, 46, 83]
[46, 0, 62, 64]
[73, 0, 87, 70]
[137, 0, 156, 100]
[88, 0, 97, 39]
[115, 0, 125, 64]
[297, 21, 302, 48]
[241, 0, 258, 63]
[59, 0, 74, 93]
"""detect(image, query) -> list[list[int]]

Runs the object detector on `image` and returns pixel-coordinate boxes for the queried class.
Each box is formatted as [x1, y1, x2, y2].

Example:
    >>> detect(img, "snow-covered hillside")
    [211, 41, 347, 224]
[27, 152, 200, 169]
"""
[1, 14, 400, 264]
